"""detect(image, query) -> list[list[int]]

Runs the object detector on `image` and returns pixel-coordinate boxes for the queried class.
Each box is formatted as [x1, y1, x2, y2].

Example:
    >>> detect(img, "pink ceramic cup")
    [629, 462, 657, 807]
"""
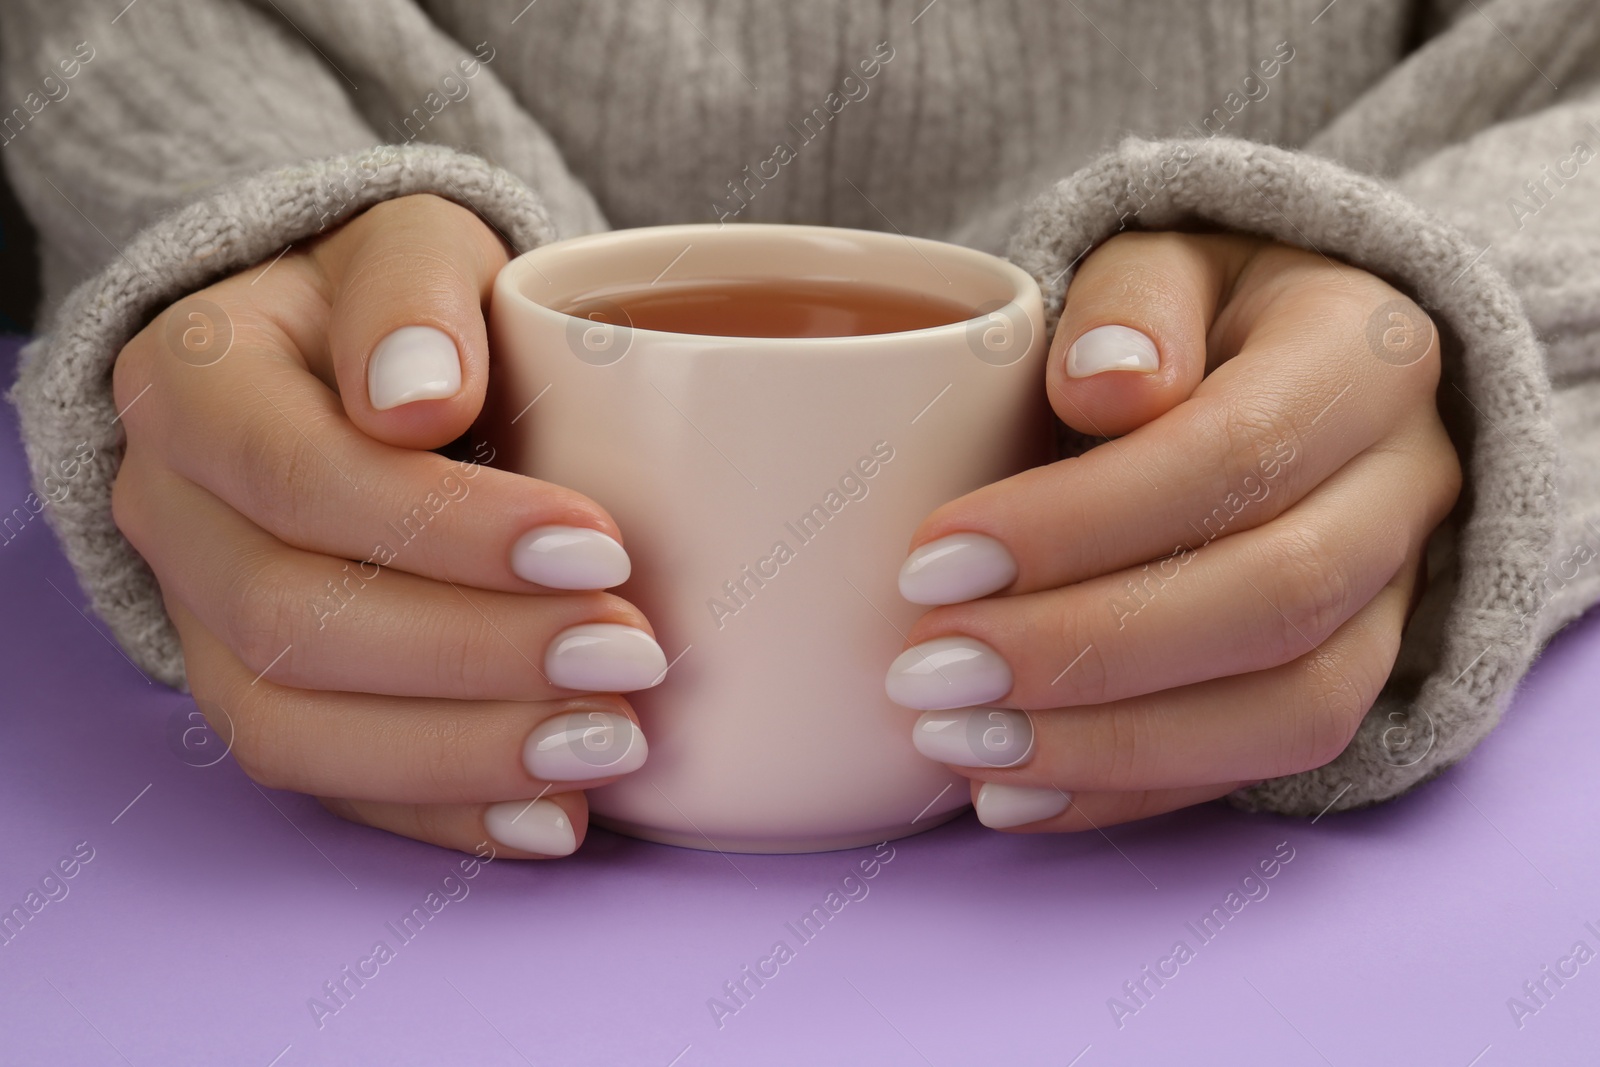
[486, 223, 1050, 853]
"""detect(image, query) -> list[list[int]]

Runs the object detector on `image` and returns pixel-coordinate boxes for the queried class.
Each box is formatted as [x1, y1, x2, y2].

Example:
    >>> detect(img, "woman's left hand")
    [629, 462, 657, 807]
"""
[887, 231, 1462, 831]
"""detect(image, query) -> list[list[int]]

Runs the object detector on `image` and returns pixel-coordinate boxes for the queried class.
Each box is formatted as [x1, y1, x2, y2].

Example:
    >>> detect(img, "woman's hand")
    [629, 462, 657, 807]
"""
[112, 194, 666, 858]
[888, 231, 1461, 831]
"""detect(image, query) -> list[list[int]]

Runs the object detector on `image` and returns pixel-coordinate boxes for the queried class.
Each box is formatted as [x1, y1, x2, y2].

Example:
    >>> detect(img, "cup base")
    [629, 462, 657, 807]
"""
[590, 805, 969, 855]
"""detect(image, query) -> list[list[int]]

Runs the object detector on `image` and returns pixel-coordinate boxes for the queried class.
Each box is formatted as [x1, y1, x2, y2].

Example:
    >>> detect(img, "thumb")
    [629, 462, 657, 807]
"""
[1048, 231, 1255, 438]
[322, 193, 511, 450]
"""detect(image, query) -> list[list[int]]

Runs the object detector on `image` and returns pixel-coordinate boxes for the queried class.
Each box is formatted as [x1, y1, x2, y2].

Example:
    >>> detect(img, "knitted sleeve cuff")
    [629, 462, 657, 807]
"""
[6, 143, 558, 689]
[1007, 134, 1560, 817]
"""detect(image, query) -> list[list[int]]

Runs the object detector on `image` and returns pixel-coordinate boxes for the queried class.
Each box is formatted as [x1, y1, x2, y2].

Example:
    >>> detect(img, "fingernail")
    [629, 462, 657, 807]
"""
[1066, 324, 1159, 377]
[545, 623, 668, 692]
[885, 636, 1012, 711]
[524, 709, 648, 780]
[974, 782, 1071, 829]
[912, 708, 1034, 768]
[899, 532, 1018, 605]
[368, 325, 462, 410]
[511, 526, 632, 589]
[485, 798, 577, 856]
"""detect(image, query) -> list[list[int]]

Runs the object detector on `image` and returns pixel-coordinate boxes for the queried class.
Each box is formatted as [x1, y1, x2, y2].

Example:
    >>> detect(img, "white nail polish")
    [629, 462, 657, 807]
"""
[511, 526, 632, 589]
[899, 532, 1018, 605]
[368, 325, 462, 410]
[484, 798, 577, 855]
[545, 623, 668, 692]
[912, 708, 1034, 768]
[884, 636, 1012, 711]
[524, 710, 648, 780]
[1066, 324, 1159, 377]
[975, 782, 1071, 829]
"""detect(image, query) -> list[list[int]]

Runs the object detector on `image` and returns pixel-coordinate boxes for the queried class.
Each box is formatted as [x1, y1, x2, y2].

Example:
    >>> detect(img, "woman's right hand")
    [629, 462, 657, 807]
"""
[111, 194, 665, 858]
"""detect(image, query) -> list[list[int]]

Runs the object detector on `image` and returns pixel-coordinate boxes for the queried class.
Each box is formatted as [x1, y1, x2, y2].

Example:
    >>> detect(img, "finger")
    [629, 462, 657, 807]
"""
[891, 443, 1443, 711]
[118, 461, 666, 700]
[168, 598, 648, 804]
[321, 794, 589, 859]
[970, 780, 1241, 833]
[317, 194, 510, 450]
[1047, 231, 1257, 437]
[121, 317, 630, 594]
[917, 574, 1411, 794]
[898, 264, 1437, 604]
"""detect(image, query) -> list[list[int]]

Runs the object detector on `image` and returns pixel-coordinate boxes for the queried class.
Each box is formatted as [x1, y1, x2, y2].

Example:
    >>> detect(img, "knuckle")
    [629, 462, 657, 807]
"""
[1282, 266, 1381, 318]
[208, 678, 292, 790]
[111, 344, 169, 447]
[1054, 605, 1113, 705]
[1085, 708, 1153, 791]
[1425, 420, 1465, 521]
[1212, 396, 1300, 486]
[225, 717, 273, 788]
[1287, 641, 1389, 772]
[408, 713, 476, 803]
[1296, 274, 1441, 385]
[1375, 308, 1441, 385]
[429, 586, 579, 697]
[1258, 524, 1353, 660]
[219, 548, 302, 681]
[1292, 683, 1360, 772]
[111, 335, 154, 427]
[109, 455, 147, 546]
[431, 615, 497, 695]
[1442, 437, 1464, 506]
[233, 403, 324, 543]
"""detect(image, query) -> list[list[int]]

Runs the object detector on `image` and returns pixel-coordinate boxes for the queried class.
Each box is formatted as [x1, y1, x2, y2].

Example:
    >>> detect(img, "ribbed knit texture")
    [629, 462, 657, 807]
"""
[3, 0, 1598, 816]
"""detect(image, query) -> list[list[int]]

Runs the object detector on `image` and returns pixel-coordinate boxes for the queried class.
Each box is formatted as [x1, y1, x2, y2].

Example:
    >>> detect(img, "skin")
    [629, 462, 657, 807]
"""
[901, 231, 1462, 831]
[113, 201, 1459, 855]
[112, 194, 658, 858]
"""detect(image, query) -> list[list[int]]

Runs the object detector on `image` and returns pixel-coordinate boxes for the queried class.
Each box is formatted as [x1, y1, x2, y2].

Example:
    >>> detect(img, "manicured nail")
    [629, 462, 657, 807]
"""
[974, 782, 1071, 829]
[484, 798, 577, 855]
[899, 532, 1018, 605]
[524, 709, 648, 780]
[912, 708, 1034, 768]
[885, 636, 1012, 711]
[545, 623, 668, 692]
[368, 325, 462, 410]
[1066, 324, 1159, 377]
[511, 526, 632, 589]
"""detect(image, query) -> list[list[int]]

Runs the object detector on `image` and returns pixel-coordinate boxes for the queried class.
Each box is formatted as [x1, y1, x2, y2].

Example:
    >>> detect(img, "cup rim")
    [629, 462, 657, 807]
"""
[494, 222, 1043, 348]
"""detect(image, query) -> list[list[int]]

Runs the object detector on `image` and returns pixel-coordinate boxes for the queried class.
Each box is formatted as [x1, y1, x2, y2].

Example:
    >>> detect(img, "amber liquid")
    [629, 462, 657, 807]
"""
[563, 279, 974, 338]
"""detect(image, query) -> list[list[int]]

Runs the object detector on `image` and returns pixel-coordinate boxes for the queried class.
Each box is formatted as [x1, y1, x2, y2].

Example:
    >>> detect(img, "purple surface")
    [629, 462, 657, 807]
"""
[2, 332, 1598, 1066]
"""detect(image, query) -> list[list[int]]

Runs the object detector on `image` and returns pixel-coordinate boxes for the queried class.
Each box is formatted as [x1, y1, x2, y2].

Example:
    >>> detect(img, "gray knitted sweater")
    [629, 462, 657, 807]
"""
[3, 0, 1598, 818]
